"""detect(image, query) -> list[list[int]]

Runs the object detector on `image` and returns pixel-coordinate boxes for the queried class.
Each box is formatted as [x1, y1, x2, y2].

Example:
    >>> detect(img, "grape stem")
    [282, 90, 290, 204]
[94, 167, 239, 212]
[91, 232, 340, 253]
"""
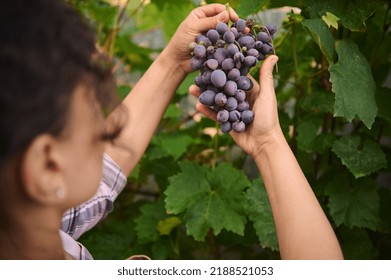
[233, 40, 243, 53]
[225, 3, 233, 28]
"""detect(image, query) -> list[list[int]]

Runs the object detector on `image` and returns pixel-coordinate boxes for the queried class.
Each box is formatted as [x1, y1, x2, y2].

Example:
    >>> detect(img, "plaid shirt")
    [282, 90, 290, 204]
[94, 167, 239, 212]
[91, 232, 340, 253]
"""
[60, 153, 127, 260]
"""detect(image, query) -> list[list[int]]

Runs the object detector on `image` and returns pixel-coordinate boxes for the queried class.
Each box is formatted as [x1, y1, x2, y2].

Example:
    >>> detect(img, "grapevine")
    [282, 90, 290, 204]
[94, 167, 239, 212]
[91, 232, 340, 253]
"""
[189, 18, 277, 133]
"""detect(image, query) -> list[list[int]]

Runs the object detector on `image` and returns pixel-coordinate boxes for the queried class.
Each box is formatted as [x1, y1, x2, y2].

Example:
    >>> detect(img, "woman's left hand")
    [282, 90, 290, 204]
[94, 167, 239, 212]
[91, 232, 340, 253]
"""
[165, 4, 239, 74]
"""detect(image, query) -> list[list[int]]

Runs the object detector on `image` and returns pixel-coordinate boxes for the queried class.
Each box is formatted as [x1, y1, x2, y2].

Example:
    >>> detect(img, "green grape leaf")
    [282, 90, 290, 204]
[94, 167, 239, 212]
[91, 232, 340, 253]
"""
[163, 103, 181, 119]
[332, 135, 386, 178]
[329, 40, 377, 128]
[141, 1, 195, 42]
[149, 133, 192, 161]
[246, 177, 278, 251]
[117, 85, 131, 100]
[237, 0, 270, 17]
[300, 91, 334, 114]
[160, 1, 195, 41]
[303, 0, 378, 32]
[78, 1, 117, 30]
[165, 162, 249, 241]
[296, 117, 322, 152]
[325, 175, 380, 230]
[158, 133, 193, 160]
[339, 227, 378, 259]
[322, 12, 340, 29]
[128, 162, 141, 181]
[134, 199, 169, 244]
[116, 34, 153, 71]
[297, 117, 335, 153]
[205, 0, 241, 9]
[302, 19, 335, 64]
[312, 133, 335, 154]
[151, 240, 171, 260]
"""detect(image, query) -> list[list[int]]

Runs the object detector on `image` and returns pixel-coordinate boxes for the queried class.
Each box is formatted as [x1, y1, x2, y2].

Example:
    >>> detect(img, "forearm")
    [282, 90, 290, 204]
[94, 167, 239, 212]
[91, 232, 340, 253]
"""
[105, 46, 186, 175]
[253, 131, 343, 259]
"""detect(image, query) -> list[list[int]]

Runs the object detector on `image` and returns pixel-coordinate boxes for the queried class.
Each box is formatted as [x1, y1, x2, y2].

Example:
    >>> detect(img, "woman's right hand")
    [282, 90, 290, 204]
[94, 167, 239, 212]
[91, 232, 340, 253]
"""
[189, 54, 282, 159]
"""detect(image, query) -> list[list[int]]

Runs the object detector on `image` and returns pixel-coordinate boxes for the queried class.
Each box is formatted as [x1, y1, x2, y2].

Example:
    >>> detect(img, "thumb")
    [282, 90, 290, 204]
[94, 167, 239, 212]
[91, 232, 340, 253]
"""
[197, 11, 229, 32]
[259, 55, 278, 94]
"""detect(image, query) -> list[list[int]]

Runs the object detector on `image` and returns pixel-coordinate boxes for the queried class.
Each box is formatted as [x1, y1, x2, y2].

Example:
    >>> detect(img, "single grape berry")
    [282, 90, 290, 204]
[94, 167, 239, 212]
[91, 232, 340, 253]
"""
[225, 97, 238, 111]
[199, 90, 216, 106]
[205, 59, 219, 70]
[235, 19, 246, 32]
[233, 121, 246, 133]
[216, 22, 228, 34]
[227, 43, 239, 57]
[234, 89, 246, 102]
[237, 76, 252, 91]
[242, 110, 254, 124]
[206, 29, 220, 44]
[229, 110, 241, 122]
[220, 121, 232, 133]
[265, 24, 277, 35]
[194, 44, 206, 58]
[257, 32, 271, 43]
[211, 69, 227, 88]
[224, 80, 237, 96]
[191, 57, 204, 70]
[222, 58, 234, 71]
[223, 30, 235, 44]
[217, 109, 229, 123]
[214, 92, 227, 106]
[228, 68, 240, 81]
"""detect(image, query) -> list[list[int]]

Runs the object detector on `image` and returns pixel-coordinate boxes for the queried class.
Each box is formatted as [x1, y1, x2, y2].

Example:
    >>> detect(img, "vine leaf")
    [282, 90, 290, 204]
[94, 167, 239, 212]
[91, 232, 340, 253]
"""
[332, 135, 386, 178]
[134, 199, 169, 244]
[149, 133, 192, 160]
[303, 0, 378, 32]
[246, 177, 278, 251]
[339, 227, 378, 259]
[165, 162, 249, 241]
[325, 174, 379, 230]
[296, 117, 322, 152]
[300, 90, 334, 114]
[302, 19, 334, 64]
[329, 39, 377, 128]
[236, 0, 269, 17]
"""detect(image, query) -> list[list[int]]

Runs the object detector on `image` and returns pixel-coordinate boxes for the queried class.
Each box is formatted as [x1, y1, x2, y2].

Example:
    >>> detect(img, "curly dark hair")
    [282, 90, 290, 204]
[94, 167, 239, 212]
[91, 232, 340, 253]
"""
[0, 0, 121, 166]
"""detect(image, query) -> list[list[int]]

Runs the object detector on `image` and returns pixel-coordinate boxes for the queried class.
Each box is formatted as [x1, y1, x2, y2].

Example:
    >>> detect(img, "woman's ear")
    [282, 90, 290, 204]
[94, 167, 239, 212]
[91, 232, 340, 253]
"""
[21, 134, 68, 205]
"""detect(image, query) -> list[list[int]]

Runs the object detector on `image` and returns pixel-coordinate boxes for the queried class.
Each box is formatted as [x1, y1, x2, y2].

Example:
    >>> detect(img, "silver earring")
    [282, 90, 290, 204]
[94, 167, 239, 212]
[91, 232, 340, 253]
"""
[55, 188, 65, 199]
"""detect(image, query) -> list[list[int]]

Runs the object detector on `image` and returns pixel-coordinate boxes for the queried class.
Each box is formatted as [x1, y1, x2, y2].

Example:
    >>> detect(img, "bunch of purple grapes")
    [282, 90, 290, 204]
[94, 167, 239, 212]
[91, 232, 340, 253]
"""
[189, 18, 276, 133]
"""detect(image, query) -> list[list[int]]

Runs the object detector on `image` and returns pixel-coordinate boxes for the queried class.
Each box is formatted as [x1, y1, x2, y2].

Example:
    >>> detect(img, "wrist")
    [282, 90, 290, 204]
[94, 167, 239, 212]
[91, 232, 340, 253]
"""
[159, 42, 188, 79]
[251, 128, 287, 162]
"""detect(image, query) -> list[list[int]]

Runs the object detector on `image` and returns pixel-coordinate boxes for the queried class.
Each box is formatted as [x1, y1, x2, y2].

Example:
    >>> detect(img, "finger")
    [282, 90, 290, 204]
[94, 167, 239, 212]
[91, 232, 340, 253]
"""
[259, 55, 278, 95]
[189, 84, 201, 98]
[246, 74, 260, 105]
[196, 11, 229, 31]
[227, 7, 239, 22]
[195, 103, 218, 122]
[195, 4, 238, 20]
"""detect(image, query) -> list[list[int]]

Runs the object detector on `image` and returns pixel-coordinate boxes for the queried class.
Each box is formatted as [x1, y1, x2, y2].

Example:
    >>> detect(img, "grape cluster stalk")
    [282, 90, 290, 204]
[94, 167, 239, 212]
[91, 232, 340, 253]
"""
[189, 18, 276, 133]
